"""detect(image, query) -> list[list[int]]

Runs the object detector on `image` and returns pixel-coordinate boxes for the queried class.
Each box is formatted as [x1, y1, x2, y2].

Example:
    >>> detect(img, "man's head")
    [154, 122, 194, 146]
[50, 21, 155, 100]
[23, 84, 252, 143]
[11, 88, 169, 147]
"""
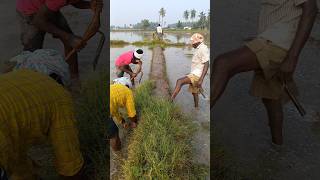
[133, 49, 144, 62]
[158, 24, 161, 26]
[190, 33, 204, 48]
[112, 77, 133, 89]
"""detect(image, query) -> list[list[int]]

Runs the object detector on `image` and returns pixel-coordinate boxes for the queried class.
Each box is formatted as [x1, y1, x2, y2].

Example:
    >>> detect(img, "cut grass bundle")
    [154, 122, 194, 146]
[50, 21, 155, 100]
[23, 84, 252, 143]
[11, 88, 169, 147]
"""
[122, 81, 207, 179]
[75, 71, 108, 180]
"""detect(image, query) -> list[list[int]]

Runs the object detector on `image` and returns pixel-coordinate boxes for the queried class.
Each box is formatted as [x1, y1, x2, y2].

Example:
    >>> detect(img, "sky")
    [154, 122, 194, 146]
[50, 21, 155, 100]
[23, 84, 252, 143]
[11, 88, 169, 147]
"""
[110, 0, 210, 26]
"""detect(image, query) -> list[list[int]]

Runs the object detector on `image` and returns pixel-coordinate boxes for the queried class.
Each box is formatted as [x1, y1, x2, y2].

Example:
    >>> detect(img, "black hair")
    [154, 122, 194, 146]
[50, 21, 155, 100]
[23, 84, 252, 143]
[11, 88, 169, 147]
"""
[49, 73, 64, 86]
[158, 24, 161, 26]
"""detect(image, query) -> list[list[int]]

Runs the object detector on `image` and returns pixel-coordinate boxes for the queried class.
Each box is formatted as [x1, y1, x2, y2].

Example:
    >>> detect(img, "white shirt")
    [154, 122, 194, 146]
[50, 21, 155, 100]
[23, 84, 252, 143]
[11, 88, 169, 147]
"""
[257, 0, 307, 50]
[190, 43, 210, 77]
[156, 26, 163, 34]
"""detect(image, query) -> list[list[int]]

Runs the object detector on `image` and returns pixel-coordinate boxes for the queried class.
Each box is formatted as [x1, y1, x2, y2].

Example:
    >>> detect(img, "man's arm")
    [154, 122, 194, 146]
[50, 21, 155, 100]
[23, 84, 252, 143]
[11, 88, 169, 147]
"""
[135, 61, 142, 75]
[198, 61, 209, 86]
[71, 0, 91, 9]
[32, 6, 82, 48]
[119, 65, 134, 76]
[280, 0, 318, 73]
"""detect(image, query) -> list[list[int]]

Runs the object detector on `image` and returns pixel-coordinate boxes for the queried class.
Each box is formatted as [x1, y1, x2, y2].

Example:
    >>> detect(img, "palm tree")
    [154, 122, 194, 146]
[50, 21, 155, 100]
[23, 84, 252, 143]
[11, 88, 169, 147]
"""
[207, 9, 210, 29]
[190, 9, 196, 23]
[183, 10, 189, 23]
[159, 8, 166, 27]
[198, 11, 206, 29]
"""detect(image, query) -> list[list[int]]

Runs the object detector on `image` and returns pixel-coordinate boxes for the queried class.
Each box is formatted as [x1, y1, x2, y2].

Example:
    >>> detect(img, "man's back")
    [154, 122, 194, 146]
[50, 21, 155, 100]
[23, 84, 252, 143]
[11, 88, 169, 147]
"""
[0, 69, 72, 145]
[110, 84, 136, 123]
[157, 26, 163, 34]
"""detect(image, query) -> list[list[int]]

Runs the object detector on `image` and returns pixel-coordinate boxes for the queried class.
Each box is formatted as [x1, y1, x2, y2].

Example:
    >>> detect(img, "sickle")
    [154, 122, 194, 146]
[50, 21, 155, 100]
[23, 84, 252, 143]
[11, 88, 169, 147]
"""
[66, 0, 103, 61]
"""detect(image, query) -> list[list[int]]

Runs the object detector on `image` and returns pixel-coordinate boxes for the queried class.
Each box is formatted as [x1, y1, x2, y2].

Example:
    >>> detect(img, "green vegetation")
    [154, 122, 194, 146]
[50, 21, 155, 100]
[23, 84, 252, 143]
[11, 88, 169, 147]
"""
[76, 72, 108, 180]
[110, 40, 130, 46]
[141, 19, 151, 30]
[110, 40, 186, 48]
[159, 7, 166, 27]
[122, 81, 208, 179]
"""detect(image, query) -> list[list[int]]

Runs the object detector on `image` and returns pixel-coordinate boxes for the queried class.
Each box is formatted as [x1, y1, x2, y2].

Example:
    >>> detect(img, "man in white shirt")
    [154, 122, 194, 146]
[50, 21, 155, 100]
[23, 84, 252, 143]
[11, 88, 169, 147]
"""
[156, 24, 163, 40]
[171, 33, 210, 108]
[211, 0, 318, 145]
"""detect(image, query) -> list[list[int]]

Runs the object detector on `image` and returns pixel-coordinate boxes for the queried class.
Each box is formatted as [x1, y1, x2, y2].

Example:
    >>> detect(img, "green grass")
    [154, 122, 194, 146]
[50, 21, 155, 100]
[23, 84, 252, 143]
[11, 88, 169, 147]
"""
[122, 81, 208, 179]
[110, 40, 186, 49]
[75, 72, 109, 180]
[110, 40, 130, 48]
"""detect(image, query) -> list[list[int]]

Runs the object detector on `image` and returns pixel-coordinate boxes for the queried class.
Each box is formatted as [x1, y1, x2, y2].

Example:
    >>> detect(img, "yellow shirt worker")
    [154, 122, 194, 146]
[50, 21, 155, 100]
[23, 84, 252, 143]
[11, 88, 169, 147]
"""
[109, 77, 138, 151]
[0, 69, 84, 179]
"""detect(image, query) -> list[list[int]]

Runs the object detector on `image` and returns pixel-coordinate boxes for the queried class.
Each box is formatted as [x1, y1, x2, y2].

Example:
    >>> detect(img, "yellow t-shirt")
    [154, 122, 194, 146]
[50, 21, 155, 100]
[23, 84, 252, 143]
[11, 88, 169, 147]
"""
[110, 84, 136, 124]
[0, 69, 83, 179]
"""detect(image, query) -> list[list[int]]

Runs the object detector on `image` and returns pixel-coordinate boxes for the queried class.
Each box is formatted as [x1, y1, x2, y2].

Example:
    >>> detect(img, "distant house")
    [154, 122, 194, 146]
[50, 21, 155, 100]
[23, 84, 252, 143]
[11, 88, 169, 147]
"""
[183, 26, 192, 30]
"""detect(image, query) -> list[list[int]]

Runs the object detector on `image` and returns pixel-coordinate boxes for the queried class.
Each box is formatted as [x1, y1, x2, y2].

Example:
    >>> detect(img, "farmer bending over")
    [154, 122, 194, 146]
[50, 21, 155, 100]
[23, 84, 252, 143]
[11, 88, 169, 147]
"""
[0, 69, 87, 179]
[115, 49, 144, 86]
[16, 0, 103, 80]
[109, 77, 138, 151]
[211, 0, 318, 145]
[171, 33, 210, 108]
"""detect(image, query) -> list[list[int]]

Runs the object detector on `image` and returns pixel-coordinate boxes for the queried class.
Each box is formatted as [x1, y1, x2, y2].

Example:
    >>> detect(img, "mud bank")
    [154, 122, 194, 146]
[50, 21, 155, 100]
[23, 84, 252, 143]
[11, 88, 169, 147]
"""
[149, 46, 170, 97]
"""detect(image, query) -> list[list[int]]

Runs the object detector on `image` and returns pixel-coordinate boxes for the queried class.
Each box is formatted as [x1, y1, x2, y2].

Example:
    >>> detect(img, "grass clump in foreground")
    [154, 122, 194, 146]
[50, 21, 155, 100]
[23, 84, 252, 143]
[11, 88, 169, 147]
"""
[75, 72, 108, 180]
[122, 81, 208, 179]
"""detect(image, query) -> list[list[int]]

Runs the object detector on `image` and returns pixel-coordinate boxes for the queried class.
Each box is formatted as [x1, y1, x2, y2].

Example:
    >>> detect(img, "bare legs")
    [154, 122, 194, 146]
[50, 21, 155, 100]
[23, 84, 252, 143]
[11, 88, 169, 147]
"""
[211, 46, 284, 144]
[110, 134, 121, 151]
[262, 98, 283, 145]
[171, 76, 199, 108]
[211, 46, 260, 107]
[171, 76, 191, 99]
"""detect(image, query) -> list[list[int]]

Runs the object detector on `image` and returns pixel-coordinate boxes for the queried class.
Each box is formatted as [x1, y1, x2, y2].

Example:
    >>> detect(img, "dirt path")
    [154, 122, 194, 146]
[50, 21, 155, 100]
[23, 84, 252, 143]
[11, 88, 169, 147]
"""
[213, 0, 320, 179]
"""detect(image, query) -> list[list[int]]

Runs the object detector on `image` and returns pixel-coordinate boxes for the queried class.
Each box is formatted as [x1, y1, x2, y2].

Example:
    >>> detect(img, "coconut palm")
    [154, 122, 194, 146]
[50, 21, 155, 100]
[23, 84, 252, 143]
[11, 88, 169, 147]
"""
[183, 10, 189, 23]
[159, 8, 166, 27]
[190, 9, 196, 23]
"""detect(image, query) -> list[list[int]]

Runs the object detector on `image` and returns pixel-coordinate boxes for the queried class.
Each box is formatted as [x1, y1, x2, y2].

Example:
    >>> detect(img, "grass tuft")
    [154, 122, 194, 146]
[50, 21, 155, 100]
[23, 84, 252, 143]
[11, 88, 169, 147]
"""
[76, 71, 109, 180]
[122, 81, 208, 179]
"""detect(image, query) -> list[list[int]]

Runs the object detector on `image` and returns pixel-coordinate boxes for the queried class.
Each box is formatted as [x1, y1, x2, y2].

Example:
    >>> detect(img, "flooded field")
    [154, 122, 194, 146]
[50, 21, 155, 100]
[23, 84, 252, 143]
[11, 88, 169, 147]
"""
[110, 31, 210, 178]
[111, 31, 210, 44]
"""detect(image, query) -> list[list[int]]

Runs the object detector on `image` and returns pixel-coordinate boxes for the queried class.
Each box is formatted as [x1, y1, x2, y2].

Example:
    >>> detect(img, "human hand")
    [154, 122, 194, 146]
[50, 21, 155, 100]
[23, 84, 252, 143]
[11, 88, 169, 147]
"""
[68, 34, 86, 51]
[130, 73, 137, 80]
[196, 80, 203, 88]
[279, 54, 298, 82]
[130, 122, 138, 128]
